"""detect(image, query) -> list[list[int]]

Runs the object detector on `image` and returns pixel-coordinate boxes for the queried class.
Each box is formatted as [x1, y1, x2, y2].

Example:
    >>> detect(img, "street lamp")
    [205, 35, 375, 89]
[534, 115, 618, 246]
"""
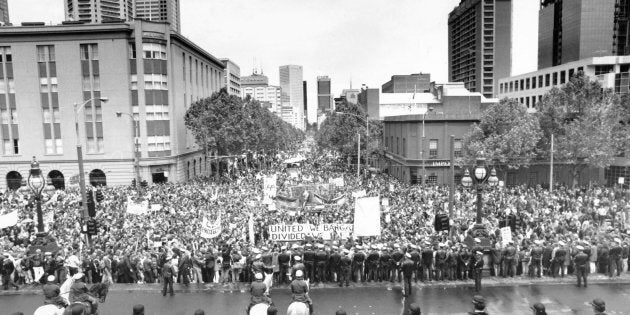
[336, 111, 369, 178]
[116, 111, 141, 186]
[74, 97, 108, 221]
[26, 157, 55, 235]
[461, 157, 498, 234]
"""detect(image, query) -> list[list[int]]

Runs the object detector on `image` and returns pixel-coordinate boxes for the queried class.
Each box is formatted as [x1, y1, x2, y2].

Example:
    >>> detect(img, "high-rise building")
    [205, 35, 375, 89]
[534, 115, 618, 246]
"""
[303, 81, 308, 113]
[382, 73, 431, 93]
[317, 76, 332, 114]
[358, 86, 379, 119]
[279, 65, 304, 130]
[65, 0, 135, 23]
[448, 0, 512, 98]
[241, 72, 282, 113]
[0, 0, 9, 25]
[135, 0, 181, 33]
[538, 0, 629, 69]
[221, 59, 241, 96]
[341, 89, 360, 105]
[0, 20, 225, 190]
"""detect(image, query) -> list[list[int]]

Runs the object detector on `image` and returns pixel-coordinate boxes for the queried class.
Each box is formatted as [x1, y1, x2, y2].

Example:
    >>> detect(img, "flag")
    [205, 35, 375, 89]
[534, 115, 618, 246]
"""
[200, 213, 221, 239]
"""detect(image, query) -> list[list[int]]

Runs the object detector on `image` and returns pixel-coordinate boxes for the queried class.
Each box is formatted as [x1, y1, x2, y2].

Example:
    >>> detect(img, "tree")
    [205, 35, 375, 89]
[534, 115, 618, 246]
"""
[460, 98, 542, 176]
[536, 74, 630, 187]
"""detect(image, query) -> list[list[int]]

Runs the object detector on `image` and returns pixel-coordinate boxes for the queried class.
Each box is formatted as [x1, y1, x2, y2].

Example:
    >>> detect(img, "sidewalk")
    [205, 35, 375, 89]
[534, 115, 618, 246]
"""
[2, 273, 629, 296]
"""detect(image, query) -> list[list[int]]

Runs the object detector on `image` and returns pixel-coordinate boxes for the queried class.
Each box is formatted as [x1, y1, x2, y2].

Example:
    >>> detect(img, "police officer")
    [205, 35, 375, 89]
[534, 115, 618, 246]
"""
[391, 244, 404, 282]
[473, 251, 484, 292]
[460, 246, 472, 280]
[409, 245, 422, 283]
[435, 243, 447, 281]
[366, 245, 380, 282]
[504, 240, 517, 278]
[401, 253, 415, 297]
[278, 246, 291, 284]
[42, 275, 67, 308]
[290, 270, 313, 314]
[315, 244, 328, 283]
[339, 249, 352, 287]
[352, 245, 366, 283]
[303, 244, 315, 282]
[329, 246, 341, 283]
[247, 272, 272, 313]
[421, 241, 433, 282]
[162, 255, 175, 296]
[573, 245, 588, 288]
[379, 246, 392, 282]
[552, 241, 567, 278]
[609, 238, 622, 277]
[530, 240, 544, 278]
[469, 295, 489, 315]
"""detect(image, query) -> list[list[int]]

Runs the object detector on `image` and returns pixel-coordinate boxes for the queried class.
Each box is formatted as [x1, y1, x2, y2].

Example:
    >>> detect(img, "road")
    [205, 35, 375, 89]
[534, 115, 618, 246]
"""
[2, 283, 629, 314]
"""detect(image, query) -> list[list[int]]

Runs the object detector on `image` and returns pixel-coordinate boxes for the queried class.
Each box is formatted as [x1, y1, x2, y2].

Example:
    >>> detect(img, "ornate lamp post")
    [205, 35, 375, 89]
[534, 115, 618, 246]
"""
[26, 157, 55, 236]
[461, 157, 498, 241]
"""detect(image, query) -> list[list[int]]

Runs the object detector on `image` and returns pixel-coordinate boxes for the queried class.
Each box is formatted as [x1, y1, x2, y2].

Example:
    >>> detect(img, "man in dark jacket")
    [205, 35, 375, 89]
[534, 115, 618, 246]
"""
[365, 245, 380, 282]
[573, 245, 589, 288]
[328, 246, 341, 284]
[42, 275, 67, 308]
[339, 249, 351, 287]
[609, 238, 622, 277]
[473, 251, 484, 292]
[421, 242, 433, 281]
[247, 273, 272, 313]
[314, 244, 328, 283]
[2, 253, 19, 290]
[277, 246, 291, 284]
[161, 256, 175, 296]
[401, 253, 415, 296]
[530, 240, 543, 278]
[290, 270, 312, 314]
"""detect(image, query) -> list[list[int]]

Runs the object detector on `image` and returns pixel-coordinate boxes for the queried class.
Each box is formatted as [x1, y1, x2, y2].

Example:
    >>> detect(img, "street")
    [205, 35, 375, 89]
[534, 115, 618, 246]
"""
[2, 282, 629, 314]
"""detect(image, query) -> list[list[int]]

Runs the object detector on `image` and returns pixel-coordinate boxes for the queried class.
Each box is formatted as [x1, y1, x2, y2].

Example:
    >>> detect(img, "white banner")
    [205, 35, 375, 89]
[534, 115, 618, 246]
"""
[352, 190, 367, 198]
[353, 196, 381, 237]
[0, 210, 18, 229]
[150, 204, 162, 211]
[200, 213, 221, 239]
[501, 226, 512, 247]
[329, 177, 345, 187]
[126, 196, 149, 215]
[268, 223, 354, 241]
[263, 175, 278, 204]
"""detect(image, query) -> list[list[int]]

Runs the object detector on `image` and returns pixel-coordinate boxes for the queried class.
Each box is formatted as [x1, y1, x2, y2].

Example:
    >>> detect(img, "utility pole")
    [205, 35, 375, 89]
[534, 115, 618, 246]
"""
[357, 133, 361, 178]
[449, 135, 454, 217]
[550, 134, 554, 192]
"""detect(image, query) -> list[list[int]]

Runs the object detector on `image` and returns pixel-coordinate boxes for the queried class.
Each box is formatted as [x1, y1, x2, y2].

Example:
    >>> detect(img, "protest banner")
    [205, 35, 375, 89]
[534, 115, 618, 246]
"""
[352, 190, 367, 199]
[0, 210, 18, 229]
[150, 204, 162, 212]
[329, 177, 345, 187]
[501, 226, 512, 246]
[126, 196, 149, 215]
[263, 174, 278, 204]
[200, 213, 221, 239]
[353, 196, 381, 236]
[268, 223, 354, 241]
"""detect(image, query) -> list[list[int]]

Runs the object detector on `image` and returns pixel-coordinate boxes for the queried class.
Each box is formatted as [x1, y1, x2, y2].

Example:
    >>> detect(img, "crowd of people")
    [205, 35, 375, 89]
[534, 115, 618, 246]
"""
[1, 142, 629, 313]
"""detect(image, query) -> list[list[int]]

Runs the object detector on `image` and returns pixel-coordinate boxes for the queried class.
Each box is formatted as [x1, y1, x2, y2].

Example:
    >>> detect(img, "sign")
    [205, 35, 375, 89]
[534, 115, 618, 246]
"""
[329, 177, 345, 187]
[150, 204, 162, 211]
[263, 175, 278, 204]
[500, 226, 512, 246]
[619, 177, 625, 185]
[353, 196, 381, 237]
[200, 214, 221, 239]
[352, 190, 367, 198]
[268, 223, 354, 241]
[0, 210, 18, 229]
[126, 196, 149, 215]
[429, 160, 451, 167]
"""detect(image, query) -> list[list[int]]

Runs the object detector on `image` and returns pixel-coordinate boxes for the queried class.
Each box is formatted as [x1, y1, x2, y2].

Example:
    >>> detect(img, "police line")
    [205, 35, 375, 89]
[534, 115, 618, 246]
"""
[268, 223, 353, 241]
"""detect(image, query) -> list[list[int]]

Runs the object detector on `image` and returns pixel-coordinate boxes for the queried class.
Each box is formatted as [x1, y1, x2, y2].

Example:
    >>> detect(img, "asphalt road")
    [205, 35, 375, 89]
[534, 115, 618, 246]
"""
[3, 283, 629, 315]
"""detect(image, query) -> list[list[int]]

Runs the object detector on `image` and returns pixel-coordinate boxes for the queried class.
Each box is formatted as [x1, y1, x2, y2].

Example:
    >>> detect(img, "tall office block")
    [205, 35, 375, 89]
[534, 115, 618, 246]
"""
[241, 73, 282, 113]
[538, 0, 629, 69]
[317, 76, 332, 113]
[303, 80, 308, 112]
[65, 0, 135, 23]
[382, 73, 431, 93]
[0, 0, 9, 25]
[279, 65, 304, 130]
[135, 0, 181, 33]
[448, 0, 512, 98]
[221, 59, 241, 96]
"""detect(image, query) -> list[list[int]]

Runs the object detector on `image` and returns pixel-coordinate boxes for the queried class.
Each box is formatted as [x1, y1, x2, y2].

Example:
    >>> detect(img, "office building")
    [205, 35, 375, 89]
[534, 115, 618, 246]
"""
[241, 72, 282, 113]
[221, 58, 241, 96]
[65, 0, 135, 23]
[135, 0, 181, 33]
[382, 73, 431, 93]
[448, 0, 512, 98]
[357, 86, 379, 118]
[0, 20, 225, 190]
[538, 0, 629, 69]
[317, 76, 332, 113]
[0, 0, 9, 25]
[303, 80, 308, 119]
[279, 65, 304, 130]
[341, 89, 360, 105]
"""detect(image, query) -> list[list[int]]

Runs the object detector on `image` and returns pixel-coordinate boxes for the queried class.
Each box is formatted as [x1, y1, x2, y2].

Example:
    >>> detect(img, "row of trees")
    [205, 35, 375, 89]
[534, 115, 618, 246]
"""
[185, 89, 304, 163]
[461, 74, 630, 187]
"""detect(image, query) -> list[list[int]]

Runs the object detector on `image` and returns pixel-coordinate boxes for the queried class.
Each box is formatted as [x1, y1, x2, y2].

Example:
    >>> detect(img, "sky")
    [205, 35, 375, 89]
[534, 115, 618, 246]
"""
[8, 0, 539, 123]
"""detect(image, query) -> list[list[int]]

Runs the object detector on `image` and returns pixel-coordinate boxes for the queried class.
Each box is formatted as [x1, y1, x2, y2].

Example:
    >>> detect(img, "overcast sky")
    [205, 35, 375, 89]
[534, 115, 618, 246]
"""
[8, 0, 538, 123]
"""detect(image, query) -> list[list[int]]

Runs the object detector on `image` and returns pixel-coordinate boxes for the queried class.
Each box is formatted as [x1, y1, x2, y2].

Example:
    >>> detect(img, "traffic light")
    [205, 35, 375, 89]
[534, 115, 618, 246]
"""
[95, 190, 104, 203]
[434, 213, 450, 232]
[87, 190, 96, 217]
[86, 218, 97, 236]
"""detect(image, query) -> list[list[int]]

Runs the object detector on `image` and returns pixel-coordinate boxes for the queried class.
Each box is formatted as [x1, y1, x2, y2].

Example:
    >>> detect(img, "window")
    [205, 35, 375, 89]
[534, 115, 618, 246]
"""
[595, 65, 614, 75]
[426, 174, 438, 185]
[80, 44, 98, 60]
[402, 138, 406, 157]
[86, 137, 104, 154]
[560, 70, 566, 84]
[545, 74, 550, 86]
[396, 137, 399, 154]
[129, 43, 136, 59]
[142, 43, 166, 60]
[144, 74, 168, 90]
[454, 139, 462, 158]
[146, 105, 169, 120]
[526, 78, 530, 90]
[429, 139, 438, 158]
[532, 77, 537, 89]
[147, 136, 171, 152]
[552, 72, 558, 85]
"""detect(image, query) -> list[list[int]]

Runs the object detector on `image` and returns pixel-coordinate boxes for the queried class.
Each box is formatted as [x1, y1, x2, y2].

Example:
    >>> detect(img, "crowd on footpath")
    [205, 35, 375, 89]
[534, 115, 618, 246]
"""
[1, 144, 629, 297]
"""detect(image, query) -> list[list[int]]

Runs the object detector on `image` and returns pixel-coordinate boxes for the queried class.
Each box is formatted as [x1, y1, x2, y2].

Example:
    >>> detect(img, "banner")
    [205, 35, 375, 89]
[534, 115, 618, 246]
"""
[501, 226, 512, 246]
[0, 210, 18, 229]
[352, 190, 367, 199]
[268, 223, 353, 241]
[150, 204, 162, 212]
[353, 196, 381, 237]
[263, 175, 278, 204]
[329, 177, 345, 187]
[126, 196, 149, 215]
[275, 196, 302, 211]
[200, 213, 221, 239]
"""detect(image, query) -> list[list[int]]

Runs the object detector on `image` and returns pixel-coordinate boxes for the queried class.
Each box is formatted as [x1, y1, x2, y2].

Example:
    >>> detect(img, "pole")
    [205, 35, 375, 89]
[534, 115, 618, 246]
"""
[365, 116, 369, 173]
[550, 134, 554, 192]
[74, 103, 88, 221]
[449, 135, 454, 218]
[421, 114, 426, 187]
[476, 187, 482, 224]
[36, 194, 44, 233]
[134, 119, 141, 185]
[357, 133, 361, 178]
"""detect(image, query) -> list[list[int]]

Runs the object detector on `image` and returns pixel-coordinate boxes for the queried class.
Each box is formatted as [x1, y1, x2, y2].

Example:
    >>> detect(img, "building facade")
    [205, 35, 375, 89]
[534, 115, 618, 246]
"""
[317, 76, 332, 114]
[341, 89, 360, 105]
[221, 58, 241, 96]
[0, 20, 225, 190]
[448, 0, 512, 98]
[538, 0, 629, 69]
[241, 72, 281, 113]
[381, 73, 431, 93]
[65, 0, 135, 23]
[279, 65, 304, 130]
[0, 0, 8, 25]
[135, 0, 181, 33]
[357, 87, 379, 119]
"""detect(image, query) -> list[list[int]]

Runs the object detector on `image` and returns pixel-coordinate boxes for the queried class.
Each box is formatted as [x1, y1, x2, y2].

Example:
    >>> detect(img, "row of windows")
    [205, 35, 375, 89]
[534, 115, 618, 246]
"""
[147, 135, 171, 152]
[0, 109, 18, 124]
[384, 134, 464, 159]
[0, 46, 17, 156]
[499, 66, 585, 94]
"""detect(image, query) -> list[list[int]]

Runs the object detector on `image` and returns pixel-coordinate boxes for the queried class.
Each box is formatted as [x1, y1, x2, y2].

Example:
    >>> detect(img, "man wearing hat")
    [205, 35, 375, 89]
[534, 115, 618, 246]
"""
[69, 273, 99, 313]
[339, 249, 352, 287]
[315, 244, 328, 284]
[473, 251, 484, 292]
[379, 246, 392, 282]
[161, 255, 175, 296]
[328, 246, 341, 283]
[552, 241, 567, 278]
[401, 252, 415, 296]
[530, 240, 544, 278]
[277, 245, 291, 285]
[608, 238, 622, 277]
[303, 244, 316, 282]
[290, 270, 313, 314]
[469, 295, 488, 315]
[365, 245, 380, 282]
[531, 302, 547, 315]
[503, 240, 517, 278]
[247, 272, 273, 314]
[352, 245, 366, 283]
[2, 253, 19, 290]
[435, 243, 447, 281]
[590, 298, 607, 315]
[421, 241, 434, 282]
[572, 245, 589, 288]
[391, 244, 404, 282]
[292, 255, 305, 280]
[43, 275, 67, 308]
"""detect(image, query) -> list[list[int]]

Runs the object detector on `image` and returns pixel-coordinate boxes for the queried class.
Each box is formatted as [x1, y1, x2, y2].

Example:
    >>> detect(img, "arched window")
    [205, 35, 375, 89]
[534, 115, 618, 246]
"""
[47, 170, 65, 190]
[6, 171, 22, 190]
[89, 169, 107, 187]
[187, 161, 190, 180]
[193, 160, 197, 177]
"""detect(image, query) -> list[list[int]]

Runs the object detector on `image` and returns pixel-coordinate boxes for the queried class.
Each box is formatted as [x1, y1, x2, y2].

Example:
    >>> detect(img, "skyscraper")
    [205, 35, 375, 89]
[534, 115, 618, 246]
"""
[241, 72, 282, 114]
[65, 0, 135, 23]
[221, 59, 241, 96]
[538, 0, 629, 69]
[0, 0, 9, 25]
[135, 0, 181, 32]
[448, 0, 512, 98]
[317, 76, 332, 114]
[279, 65, 304, 130]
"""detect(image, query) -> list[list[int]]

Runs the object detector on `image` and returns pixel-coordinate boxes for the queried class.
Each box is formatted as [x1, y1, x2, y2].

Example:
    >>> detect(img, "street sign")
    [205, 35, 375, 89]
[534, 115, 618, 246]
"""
[619, 177, 625, 185]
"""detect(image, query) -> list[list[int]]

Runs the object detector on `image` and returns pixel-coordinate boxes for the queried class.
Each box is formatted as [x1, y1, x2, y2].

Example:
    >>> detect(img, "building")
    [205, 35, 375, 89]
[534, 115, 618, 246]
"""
[221, 58, 241, 96]
[65, 0, 135, 23]
[538, 0, 630, 69]
[0, 20, 225, 190]
[341, 89, 360, 105]
[357, 86, 380, 119]
[135, 0, 181, 32]
[241, 72, 269, 86]
[317, 76, 332, 114]
[0, 0, 9, 25]
[383, 82, 498, 184]
[381, 73, 431, 93]
[279, 65, 304, 130]
[240, 72, 282, 113]
[448, 0, 512, 98]
[498, 55, 630, 111]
